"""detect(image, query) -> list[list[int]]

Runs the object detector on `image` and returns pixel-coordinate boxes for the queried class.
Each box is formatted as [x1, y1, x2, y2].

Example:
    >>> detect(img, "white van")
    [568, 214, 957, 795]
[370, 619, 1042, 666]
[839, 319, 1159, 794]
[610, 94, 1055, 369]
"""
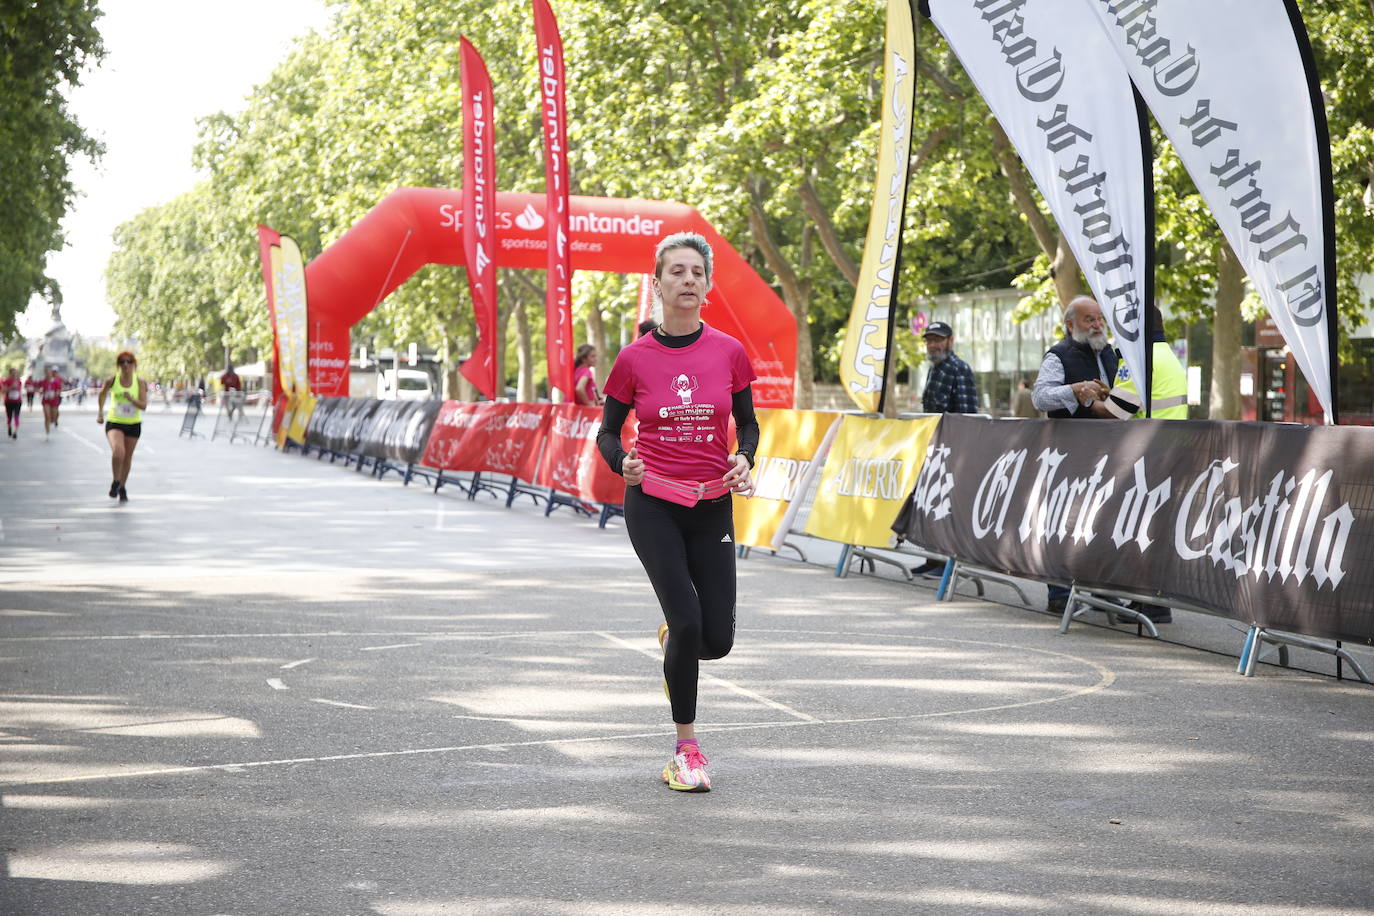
[379, 368, 435, 401]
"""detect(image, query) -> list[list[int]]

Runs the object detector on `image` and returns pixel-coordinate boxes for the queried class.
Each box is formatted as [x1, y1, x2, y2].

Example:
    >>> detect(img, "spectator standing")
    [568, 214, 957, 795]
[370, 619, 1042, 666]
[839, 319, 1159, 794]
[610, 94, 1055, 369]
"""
[221, 365, 243, 419]
[572, 345, 603, 407]
[1104, 304, 1188, 422]
[1097, 302, 1187, 625]
[920, 321, 979, 414]
[1012, 376, 1039, 418]
[1032, 297, 1115, 420]
[1031, 296, 1116, 613]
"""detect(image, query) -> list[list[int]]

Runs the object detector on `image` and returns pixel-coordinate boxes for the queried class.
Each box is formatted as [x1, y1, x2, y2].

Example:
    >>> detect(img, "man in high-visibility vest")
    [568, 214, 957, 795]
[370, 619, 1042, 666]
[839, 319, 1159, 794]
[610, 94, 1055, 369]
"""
[1102, 303, 1187, 624]
[1105, 304, 1188, 420]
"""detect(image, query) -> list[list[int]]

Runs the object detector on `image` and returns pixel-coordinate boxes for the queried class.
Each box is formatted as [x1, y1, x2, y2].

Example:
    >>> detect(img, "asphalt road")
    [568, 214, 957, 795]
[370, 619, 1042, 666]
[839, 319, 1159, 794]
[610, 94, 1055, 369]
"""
[2, 403, 1372, 915]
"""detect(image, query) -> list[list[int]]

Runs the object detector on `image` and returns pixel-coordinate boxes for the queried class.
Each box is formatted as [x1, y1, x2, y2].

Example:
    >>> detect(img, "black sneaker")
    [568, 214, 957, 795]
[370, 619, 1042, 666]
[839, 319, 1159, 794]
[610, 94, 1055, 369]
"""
[118, 484, 128, 503]
[109, 480, 121, 498]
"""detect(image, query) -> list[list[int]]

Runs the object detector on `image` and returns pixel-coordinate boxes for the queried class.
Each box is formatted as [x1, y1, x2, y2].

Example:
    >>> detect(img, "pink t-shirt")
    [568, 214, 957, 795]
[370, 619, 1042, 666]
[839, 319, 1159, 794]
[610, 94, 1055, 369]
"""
[41, 377, 62, 403]
[573, 364, 599, 406]
[603, 323, 756, 482]
[2, 378, 21, 403]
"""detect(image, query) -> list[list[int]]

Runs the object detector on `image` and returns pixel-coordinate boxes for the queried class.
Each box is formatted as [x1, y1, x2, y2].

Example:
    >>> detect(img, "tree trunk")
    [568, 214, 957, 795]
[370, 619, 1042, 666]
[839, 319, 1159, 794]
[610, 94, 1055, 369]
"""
[495, 274, 511, 399]
[798, 177, 858, 286]
[1209, 241, 1244, 420]
[450, 335, 474, 402]
[513, 291, 533, 402]
[1050, 234, 1083, 308]
[988, 119, 1084, 306]
[746, 191, 814, 409]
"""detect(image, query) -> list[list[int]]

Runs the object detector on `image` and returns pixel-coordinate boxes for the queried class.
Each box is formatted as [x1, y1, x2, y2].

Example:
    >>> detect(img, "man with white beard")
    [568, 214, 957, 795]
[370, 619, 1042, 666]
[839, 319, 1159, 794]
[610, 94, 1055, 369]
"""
[1032, 296, 1116, 419]
[1031, 295, 1117, 613]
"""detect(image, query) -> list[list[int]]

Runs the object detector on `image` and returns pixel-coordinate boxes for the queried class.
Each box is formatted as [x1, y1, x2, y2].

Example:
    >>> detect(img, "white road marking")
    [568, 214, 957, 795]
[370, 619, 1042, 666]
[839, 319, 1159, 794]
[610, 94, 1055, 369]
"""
[0, 626, 1119, 788]
[310, 698, 375, 710]
[435, 502, 445, 530]
[266, 678, 287, 691]
[0, 630, 599, 644]
[60, 426, 105, 455]
[0, 667, 1119, 789]
[360, 642, 422, 652]
[594, 630, 821, 722]
[280, 657, 316, 669]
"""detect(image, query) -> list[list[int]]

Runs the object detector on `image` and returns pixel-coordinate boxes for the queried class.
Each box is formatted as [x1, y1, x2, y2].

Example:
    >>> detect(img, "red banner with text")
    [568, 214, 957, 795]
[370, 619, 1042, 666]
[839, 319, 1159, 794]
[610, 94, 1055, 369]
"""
[459, 37, 499, 400]
[537, 404, 635, 504]
[421, 402, 550, 479]
[533, 0, 575, 400]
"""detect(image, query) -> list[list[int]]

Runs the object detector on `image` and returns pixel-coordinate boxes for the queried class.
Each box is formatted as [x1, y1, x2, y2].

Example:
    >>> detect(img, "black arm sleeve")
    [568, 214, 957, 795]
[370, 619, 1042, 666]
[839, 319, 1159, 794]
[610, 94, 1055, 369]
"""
[596, 395, 631, 475]
[732, 386, 760, 468]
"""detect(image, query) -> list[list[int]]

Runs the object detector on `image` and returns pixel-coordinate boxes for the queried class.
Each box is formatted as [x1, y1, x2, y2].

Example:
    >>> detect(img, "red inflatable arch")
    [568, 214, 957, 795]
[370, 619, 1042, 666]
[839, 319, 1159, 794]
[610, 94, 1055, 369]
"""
[303, 187, 796, 407]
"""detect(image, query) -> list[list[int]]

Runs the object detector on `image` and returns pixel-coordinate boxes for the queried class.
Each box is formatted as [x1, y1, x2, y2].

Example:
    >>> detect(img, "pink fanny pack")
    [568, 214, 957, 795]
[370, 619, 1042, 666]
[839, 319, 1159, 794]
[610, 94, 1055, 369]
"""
[640, 471, 733, 507]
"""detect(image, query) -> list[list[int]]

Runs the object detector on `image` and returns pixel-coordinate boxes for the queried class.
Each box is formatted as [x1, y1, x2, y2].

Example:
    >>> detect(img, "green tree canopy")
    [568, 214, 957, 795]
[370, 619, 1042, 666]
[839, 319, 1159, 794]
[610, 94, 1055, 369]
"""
[0, 0, 104, 339]
[103, 0, 1373, 413]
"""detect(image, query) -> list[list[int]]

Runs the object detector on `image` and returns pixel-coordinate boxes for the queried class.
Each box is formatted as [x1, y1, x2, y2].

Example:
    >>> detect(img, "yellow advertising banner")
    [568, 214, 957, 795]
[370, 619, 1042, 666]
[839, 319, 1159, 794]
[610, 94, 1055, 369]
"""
[274, 396, 293, 449]
[270, 235, 310, 399]
[804, 415, 940, 548]
[286, 393, 316, 445]
[837, 0, 916, 413]
[733, 409, 841, 549]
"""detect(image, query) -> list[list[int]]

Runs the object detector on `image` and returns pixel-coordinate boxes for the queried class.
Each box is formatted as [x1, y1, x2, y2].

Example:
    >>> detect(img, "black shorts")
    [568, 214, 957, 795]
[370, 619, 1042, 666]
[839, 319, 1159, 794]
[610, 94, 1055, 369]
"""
[106, 421, 142, 439]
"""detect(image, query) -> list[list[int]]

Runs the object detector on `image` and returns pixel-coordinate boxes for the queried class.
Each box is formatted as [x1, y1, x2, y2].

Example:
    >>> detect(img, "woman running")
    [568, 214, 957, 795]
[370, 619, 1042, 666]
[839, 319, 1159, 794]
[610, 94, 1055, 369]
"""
[96, 351, 147, 503]
[597, 232, 759, 792]
[40, 367, 63, 437]
[3, 368, 22, 438]
[572, 344, 603, 407]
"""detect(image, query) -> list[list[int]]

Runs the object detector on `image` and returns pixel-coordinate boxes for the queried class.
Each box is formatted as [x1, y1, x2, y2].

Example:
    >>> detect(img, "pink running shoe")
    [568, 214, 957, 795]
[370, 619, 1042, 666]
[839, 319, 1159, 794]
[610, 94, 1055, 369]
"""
[662, 744, 711, 792]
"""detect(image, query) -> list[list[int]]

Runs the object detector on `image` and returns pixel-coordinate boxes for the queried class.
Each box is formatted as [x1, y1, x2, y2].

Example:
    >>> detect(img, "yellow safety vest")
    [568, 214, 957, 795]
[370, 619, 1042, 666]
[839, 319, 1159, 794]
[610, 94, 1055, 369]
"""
[1108, 342, 1188, 419]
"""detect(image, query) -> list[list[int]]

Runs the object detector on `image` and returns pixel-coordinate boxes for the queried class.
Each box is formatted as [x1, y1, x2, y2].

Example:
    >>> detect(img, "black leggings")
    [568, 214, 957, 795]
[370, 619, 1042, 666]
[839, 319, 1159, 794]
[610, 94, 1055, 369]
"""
[5, 402, 18, 425]
[623, 484, 737, 725]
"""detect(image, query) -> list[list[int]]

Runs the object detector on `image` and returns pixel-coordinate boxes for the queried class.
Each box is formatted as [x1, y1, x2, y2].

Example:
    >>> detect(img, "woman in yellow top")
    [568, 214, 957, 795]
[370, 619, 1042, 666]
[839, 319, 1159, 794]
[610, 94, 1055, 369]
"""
[96, 351, 148, 503]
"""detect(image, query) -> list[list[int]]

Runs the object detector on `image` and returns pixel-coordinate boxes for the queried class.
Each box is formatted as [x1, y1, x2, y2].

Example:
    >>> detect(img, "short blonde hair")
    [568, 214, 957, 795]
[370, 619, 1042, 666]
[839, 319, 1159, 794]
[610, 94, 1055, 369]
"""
[654, 232, 713, 283]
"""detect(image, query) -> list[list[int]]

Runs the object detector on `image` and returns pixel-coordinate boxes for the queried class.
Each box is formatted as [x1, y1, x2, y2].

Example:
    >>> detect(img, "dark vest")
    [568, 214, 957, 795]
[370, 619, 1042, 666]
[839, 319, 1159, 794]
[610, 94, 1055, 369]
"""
[1047, 338, 1119, 419]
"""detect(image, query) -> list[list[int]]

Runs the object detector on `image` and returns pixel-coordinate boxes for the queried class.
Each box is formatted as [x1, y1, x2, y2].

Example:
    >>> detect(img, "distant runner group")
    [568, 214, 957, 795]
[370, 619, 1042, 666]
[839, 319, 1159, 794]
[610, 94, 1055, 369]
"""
[5, 356, 149, 506]
[3, 367, 66, 440]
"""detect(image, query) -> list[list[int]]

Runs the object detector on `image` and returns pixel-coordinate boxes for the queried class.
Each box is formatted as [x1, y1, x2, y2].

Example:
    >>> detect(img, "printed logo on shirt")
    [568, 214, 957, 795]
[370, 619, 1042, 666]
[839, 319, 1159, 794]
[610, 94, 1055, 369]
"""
[669, 374, 697, 407]
[720, 533, 732, 543]
[658, 372, 715, 428]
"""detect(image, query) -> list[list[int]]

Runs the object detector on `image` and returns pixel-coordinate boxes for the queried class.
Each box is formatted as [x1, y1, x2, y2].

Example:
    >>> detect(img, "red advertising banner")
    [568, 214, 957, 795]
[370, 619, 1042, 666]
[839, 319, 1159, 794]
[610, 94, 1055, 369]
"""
[257, 225, 283, 401]
[532, 0, 575, 401]
[420, 401, 482, 469]
[459, 37, 499, 401]
[537, 404, 636, 504]
[308, 320, 349, 397]
[420, 402, 551, 479]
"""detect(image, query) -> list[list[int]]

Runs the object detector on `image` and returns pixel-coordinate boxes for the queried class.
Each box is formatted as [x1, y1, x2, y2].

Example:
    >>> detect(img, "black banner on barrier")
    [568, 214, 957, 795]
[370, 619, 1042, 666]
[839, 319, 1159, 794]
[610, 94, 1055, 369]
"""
[305, 398, 344, 450]
[893, 415, 1374, 644]
[321, 398, 382, 455]
[377, 400, 442, 463]
[303, 398, 440, 465]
